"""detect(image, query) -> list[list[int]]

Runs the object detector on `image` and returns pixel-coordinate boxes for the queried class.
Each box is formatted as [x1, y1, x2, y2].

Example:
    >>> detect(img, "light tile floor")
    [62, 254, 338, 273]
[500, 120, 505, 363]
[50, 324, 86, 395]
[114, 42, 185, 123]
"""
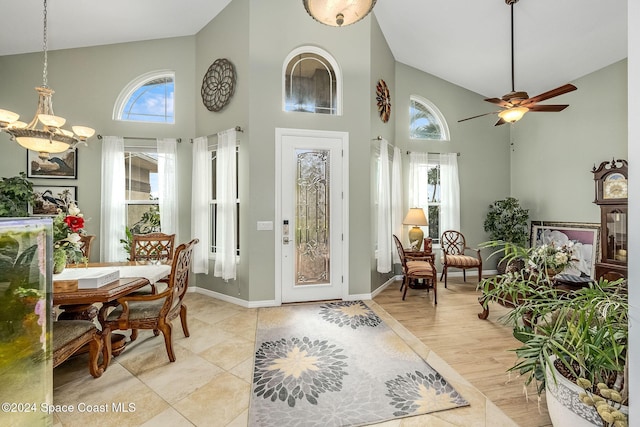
[53, 292, 517, 426]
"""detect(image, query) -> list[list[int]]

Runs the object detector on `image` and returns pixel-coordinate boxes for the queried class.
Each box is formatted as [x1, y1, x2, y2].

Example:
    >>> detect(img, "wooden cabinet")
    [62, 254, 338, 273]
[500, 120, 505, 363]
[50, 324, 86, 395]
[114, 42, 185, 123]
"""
[592, 159, 628, 280]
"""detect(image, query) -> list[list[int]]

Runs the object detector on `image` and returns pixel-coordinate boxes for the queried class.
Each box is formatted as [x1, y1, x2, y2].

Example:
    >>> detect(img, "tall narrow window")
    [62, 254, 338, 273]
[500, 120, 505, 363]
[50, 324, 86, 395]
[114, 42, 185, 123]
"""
[283, 47, 341, 115]
[125, 150, 160, 234]
[114, 71, 175, 123]
[409, 95, 449, 140]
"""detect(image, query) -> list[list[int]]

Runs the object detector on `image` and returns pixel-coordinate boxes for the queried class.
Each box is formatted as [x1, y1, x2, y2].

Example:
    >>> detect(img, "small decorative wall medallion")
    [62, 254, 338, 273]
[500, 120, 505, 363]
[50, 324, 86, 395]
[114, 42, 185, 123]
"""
[201, 58, 236, 112]
[376, 79, 391, 123]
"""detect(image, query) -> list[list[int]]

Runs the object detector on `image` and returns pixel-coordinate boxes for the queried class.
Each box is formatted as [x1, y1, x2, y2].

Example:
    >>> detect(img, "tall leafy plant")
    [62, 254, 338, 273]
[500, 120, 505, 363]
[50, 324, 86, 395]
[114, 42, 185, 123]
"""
[483, 197, 529, 246]
[0, 173, 35, 217]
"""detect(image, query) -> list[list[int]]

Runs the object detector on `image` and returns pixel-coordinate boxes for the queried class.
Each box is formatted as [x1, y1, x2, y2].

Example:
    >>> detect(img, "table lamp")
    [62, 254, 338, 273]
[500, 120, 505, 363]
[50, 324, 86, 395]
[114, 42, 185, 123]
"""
[403, 208, 428, 250]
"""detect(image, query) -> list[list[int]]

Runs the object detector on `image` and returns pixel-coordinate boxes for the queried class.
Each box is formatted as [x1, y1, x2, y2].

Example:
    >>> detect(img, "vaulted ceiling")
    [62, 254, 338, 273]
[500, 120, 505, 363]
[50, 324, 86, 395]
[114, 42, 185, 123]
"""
[0, 0, 627, 98]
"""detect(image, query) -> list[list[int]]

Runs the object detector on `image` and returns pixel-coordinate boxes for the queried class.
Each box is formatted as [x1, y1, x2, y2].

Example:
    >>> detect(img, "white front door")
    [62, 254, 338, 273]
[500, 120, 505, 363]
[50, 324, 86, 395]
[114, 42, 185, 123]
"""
[275, 128, 348, 303]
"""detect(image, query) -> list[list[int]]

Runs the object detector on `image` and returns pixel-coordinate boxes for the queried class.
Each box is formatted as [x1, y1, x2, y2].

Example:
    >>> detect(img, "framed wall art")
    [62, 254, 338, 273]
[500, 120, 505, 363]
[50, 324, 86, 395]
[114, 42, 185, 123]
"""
[27, 148, 77, 179]
[530, 221, 600, 279]
[31, 185, 77, 216]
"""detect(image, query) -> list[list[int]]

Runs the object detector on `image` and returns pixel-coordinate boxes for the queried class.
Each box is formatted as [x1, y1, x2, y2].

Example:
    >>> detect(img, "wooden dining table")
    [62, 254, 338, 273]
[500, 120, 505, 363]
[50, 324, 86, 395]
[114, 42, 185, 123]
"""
[53, 261, 171, 355]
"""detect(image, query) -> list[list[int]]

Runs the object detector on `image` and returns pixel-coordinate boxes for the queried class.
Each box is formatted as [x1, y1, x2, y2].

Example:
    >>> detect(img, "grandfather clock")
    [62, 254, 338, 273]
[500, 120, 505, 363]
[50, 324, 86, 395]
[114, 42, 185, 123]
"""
[592, 159, 628, 280]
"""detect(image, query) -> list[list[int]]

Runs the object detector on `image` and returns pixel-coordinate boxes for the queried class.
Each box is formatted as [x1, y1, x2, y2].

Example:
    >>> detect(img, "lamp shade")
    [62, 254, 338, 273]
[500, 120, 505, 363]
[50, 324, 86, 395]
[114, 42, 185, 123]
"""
[303, 0, 377, 27]
[498, 106, 529, 123]
[403, 208, 428, 226]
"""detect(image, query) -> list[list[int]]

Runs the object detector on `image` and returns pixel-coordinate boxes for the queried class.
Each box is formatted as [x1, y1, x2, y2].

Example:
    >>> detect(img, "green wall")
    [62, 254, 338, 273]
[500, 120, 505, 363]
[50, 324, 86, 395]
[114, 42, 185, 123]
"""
[510, 59, 628, 223]
[0, 37, 196, 261]
[394, 63, 512, 270]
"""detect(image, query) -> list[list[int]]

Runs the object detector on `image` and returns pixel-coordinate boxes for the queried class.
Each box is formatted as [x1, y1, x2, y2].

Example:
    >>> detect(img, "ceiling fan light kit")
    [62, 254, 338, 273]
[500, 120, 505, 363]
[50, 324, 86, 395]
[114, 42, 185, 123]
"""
[459, 0, 577, 126]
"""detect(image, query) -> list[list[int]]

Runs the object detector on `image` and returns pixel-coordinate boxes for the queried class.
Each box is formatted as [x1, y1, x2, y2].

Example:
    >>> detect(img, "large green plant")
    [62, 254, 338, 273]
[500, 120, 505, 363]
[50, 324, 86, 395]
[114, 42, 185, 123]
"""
[483, 197, 529, 246]
[478, 265, 628, 403]
[0, 173, 35, 217]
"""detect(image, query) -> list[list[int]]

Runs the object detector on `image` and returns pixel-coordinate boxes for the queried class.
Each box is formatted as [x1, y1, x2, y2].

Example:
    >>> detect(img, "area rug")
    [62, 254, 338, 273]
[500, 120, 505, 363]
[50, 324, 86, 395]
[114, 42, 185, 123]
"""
[249, 300, 468, 426]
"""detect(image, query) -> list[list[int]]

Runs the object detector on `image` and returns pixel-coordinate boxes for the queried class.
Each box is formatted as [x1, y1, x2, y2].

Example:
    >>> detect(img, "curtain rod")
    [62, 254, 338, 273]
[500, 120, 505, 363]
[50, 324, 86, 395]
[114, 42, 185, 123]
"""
[371, 137, 460, 156]
[97, 135, 182, 143]
[190, 126, 244, 143]
[407, 150, 460, 156]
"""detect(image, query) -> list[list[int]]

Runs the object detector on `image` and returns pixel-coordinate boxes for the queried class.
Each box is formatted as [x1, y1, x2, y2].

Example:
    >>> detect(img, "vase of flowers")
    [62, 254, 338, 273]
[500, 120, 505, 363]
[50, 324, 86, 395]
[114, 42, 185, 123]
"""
[526, 242, 575, 278]
[52, 195, 87, 273]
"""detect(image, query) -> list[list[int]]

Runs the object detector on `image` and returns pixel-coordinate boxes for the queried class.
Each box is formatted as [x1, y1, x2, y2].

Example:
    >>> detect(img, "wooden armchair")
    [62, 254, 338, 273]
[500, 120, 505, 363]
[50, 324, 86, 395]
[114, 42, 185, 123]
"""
[99, 238, 199, 363]
[130, 232, 175, 263]
[52, 320, 111, 378]
[130, 232, 175, 293]
[440, 230, 482, 288]
[393, 235, 438, 303]
[79, 234, 95, 260]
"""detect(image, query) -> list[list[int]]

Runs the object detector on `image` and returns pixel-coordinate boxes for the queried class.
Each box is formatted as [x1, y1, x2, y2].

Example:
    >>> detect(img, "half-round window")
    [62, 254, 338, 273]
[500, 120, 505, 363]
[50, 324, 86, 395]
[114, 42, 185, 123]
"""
[409, 95, 449, 140]
[114, 70, 175, 123]
[283, 47, 341, 115]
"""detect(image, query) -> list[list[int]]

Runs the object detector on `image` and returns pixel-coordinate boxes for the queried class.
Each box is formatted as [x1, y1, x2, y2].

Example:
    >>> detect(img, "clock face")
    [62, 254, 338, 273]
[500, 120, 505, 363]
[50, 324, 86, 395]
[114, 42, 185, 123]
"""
[603, 173, 628, 199]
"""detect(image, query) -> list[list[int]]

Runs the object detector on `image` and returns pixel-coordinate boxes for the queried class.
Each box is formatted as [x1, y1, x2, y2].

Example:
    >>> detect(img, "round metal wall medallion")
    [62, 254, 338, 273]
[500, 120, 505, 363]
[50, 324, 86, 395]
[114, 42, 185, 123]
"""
[201, 58, 236, 112]
[376, 79, 391, 123]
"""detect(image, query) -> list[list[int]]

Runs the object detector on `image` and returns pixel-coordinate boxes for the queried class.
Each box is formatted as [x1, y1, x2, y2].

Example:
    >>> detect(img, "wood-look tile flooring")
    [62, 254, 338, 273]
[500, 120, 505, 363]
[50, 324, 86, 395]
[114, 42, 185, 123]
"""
[52, 277, 551, 426]
[374, 276, 552, 427]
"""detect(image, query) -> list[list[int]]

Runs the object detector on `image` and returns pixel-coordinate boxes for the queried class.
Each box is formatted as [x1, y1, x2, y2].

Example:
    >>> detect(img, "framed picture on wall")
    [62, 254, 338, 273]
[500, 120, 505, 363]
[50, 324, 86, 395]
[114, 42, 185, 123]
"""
[31, 185, 77, 216]
[27, 148, 77, 179]
[530, 221, 600, 279]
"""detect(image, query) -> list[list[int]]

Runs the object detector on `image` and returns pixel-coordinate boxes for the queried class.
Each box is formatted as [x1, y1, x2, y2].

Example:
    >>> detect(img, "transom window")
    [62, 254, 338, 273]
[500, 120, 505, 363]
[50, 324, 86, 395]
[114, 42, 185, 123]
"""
[114, 70, 175, 123]
[409, 95, 449, 140]
[283, 46, 341, 115]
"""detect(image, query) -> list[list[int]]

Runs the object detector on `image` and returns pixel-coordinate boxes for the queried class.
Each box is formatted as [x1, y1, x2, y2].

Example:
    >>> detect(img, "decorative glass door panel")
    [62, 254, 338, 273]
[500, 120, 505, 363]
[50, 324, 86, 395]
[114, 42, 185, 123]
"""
[277, 128, 346, 303]
[295, 150, 330, 285]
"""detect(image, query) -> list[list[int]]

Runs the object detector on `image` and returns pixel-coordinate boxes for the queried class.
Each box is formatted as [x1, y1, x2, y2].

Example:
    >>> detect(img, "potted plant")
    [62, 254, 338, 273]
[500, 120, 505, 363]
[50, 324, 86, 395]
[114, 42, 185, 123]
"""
[483, 197, 529, 273]
[478, 250, 628, 426]
[0, 173, 35, 217]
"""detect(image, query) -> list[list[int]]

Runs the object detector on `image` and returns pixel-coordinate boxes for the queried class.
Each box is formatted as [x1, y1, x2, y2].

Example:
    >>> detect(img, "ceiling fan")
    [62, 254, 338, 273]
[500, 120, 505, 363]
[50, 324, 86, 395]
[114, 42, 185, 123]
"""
[459, 0, 577, 126]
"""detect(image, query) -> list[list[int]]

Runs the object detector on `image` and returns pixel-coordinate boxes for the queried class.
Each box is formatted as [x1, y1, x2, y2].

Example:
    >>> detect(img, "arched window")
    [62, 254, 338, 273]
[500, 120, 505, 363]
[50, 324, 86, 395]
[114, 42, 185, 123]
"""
[409, 95, 449, 140]
[283, 46, 341, 115]
[114, 70, 175, 123]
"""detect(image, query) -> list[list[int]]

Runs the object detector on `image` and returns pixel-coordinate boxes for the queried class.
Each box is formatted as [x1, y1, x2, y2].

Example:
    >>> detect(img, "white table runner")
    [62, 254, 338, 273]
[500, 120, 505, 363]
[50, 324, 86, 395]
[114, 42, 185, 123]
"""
[117, 265, 171, 284]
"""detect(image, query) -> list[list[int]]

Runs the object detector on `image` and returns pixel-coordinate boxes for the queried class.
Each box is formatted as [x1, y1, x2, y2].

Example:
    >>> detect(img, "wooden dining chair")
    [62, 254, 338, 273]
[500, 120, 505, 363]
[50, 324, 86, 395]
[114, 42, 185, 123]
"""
[393, 235, 438, 303]
[130, 232, 176, 263]
[52, 320, 111, 378]
[440, 230, 482, 288]
[79, 234, 95, 260]
[98, 238, 199, 363]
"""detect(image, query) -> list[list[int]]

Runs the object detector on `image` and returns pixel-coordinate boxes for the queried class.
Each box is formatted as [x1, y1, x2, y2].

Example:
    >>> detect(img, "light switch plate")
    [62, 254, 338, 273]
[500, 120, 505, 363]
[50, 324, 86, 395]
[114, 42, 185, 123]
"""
[257, 221, 273, 231]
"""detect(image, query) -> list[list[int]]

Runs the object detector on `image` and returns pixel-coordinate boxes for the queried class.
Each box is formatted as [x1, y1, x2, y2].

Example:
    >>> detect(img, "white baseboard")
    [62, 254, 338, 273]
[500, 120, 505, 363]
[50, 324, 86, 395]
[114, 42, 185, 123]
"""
[190, 271, 489, 309]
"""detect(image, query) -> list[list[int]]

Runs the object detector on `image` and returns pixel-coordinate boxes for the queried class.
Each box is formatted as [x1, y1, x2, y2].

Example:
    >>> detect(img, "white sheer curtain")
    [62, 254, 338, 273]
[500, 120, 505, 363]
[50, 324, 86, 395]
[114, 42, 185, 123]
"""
[100, 136, 127, 262]
[376, 139, 392, 273]
[214, 128, 237, 281]
[440, 152, 461, 233]
[391, 146, 403, 264]
[157, 138, 178, 236]
[408, 151, 429, 209]
[191, 137, 209, 274]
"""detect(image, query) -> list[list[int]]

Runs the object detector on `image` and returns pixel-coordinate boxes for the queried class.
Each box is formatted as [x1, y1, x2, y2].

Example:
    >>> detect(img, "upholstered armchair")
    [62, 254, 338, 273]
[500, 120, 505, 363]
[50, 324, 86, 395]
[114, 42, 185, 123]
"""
[440, 230, 482, 288]
[393, 235, 438, 303]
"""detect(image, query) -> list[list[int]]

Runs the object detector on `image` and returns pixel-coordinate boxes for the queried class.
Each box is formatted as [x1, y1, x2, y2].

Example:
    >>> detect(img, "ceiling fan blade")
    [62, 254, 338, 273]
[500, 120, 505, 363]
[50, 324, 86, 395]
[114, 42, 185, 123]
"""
[484, 98, 512, 108]
[494, 118, 508, 126]
[528, 104, 570, 112]
[458, 111, 501, 122]
[524, 84, 577, 105]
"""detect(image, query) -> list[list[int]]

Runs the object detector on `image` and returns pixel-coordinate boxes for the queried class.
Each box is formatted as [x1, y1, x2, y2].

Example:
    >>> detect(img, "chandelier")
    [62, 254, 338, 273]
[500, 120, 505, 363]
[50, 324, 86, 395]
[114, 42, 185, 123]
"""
[303, 0, 377, 27]
[0, 0, 94, 161]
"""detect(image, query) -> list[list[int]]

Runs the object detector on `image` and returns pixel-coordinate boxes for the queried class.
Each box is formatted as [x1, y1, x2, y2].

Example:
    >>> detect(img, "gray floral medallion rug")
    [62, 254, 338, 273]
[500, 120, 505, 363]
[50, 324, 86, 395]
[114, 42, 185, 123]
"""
[249, 300, 468, 426]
